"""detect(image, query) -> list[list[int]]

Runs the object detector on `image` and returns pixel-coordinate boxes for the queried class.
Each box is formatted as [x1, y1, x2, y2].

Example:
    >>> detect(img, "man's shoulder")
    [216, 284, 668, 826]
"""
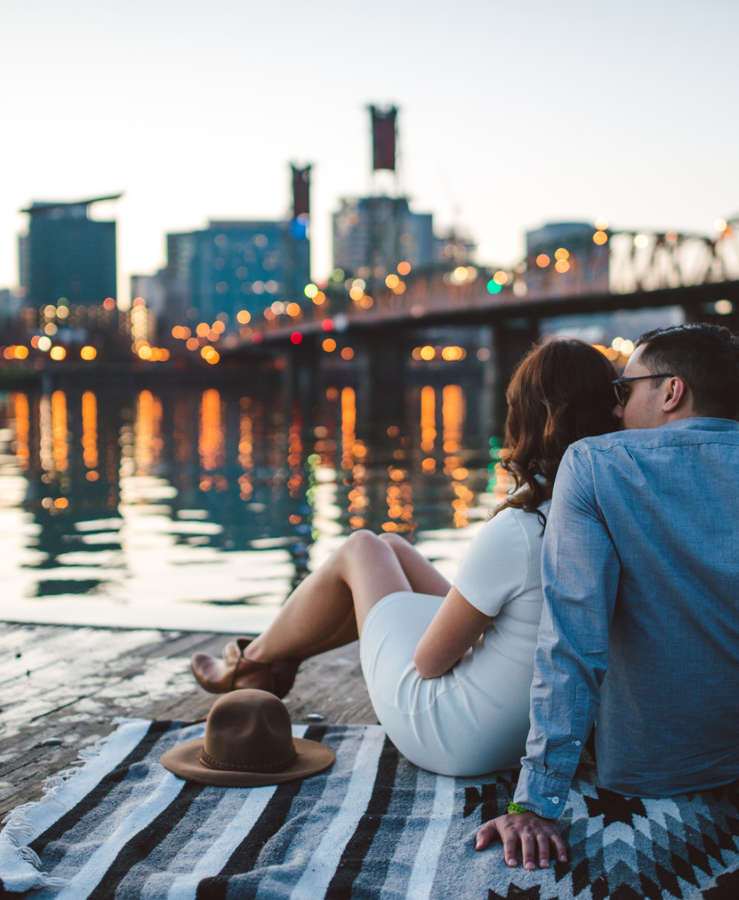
[568, 418, 739, 460]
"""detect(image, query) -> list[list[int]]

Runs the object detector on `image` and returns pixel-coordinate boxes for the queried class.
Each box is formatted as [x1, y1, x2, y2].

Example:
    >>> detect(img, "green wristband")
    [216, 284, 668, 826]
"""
[507, 801, 530, 815]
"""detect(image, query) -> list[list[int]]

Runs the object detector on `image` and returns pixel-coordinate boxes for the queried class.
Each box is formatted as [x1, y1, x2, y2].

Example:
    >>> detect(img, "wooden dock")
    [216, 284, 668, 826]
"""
[0, 622, 375, 820]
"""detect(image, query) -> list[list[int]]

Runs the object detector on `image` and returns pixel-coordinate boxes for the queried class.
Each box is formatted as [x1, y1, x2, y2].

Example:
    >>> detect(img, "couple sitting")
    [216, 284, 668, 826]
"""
[191, 322, 739, 869]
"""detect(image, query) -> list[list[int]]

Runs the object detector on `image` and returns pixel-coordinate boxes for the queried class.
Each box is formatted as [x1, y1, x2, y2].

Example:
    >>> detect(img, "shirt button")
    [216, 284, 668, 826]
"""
[551, 796, 560, 805]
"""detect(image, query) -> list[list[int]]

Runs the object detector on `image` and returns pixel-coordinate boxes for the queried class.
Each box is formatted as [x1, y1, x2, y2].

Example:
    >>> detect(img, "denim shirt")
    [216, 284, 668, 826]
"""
[514, 418, 739, 819]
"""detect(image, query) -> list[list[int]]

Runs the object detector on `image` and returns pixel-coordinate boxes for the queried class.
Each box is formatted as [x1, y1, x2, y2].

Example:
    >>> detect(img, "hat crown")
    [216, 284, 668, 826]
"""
[202, 689, 297, 773]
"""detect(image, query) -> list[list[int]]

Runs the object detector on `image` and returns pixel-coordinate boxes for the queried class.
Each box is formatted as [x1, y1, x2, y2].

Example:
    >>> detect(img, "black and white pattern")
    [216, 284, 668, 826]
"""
[0, 720, 736, 898]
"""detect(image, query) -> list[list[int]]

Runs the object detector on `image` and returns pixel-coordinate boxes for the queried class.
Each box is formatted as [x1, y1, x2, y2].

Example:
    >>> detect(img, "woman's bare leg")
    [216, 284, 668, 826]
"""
[378, 533, 451, 596]
[245, 530, 413, 664]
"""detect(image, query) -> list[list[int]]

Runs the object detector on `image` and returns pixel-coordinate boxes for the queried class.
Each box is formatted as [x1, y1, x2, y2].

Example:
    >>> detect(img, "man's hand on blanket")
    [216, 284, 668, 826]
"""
[474, 811, 567, 869]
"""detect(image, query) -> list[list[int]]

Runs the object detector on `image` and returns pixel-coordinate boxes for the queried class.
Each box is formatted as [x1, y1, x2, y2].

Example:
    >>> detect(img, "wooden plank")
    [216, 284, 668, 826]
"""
[0, 623, 375, 819]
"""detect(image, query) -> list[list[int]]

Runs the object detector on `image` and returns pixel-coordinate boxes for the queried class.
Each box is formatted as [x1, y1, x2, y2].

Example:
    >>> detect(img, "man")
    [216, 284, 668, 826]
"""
[476, 322, 739, 870]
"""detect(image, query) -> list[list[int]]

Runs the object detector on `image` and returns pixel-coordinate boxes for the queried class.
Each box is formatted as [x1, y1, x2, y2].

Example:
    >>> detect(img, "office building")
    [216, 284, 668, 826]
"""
[525, 221, 609, 297]
[163, 218, 310, 328]
[19, 194, 120, 309]
[332, 195, 435, 278]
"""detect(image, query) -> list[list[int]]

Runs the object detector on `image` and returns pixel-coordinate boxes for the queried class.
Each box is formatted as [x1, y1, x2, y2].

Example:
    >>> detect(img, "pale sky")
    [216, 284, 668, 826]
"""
[2, 0, 737, 303]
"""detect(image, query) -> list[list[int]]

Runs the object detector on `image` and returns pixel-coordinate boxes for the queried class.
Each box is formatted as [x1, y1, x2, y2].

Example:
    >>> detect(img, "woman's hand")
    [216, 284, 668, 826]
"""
[475, 811, 567, 869]
[413, 587, 491, 678]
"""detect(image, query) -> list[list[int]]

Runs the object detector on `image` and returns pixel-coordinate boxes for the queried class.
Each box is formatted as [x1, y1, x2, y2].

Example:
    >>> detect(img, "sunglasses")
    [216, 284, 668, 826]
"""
[611, 373, 674, 406]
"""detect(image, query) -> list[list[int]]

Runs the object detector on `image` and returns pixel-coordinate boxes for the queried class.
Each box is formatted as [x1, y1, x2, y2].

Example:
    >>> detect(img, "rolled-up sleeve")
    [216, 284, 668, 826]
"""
[513, 444, 620, 819]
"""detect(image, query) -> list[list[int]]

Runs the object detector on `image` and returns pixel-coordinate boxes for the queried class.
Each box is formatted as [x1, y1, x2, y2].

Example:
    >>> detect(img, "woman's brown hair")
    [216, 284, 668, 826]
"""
[495, 338, 618, 525]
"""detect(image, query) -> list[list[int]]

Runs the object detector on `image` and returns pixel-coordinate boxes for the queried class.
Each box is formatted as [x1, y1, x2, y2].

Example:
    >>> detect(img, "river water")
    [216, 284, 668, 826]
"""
[0, 373, 510, 632]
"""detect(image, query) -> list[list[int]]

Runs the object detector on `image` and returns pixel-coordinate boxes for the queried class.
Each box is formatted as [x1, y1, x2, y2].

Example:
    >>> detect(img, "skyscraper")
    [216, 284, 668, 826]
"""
[19, 194, 120, 308]
[163, 218, 311, 328]
[332, 195, 434, 279]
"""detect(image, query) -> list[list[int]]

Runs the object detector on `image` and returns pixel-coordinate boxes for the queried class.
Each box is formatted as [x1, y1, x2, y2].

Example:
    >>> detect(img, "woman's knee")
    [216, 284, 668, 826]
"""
[378, 532, 406, 550]
[337, 529, 393, 573]
[344, 529, 385, 554]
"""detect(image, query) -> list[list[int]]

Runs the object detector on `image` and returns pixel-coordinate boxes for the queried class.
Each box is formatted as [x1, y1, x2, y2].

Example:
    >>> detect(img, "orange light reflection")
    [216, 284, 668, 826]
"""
[13, 393, 30, 470]
[81, 391, 99, 470]
[199, 388, 224, 476]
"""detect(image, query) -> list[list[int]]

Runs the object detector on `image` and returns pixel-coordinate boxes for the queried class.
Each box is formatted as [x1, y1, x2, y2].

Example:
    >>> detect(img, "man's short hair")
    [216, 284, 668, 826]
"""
[635, 322, 738, 419]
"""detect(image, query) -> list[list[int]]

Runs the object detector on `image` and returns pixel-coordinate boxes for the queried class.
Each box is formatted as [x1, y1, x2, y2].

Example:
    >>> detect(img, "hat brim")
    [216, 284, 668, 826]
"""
[160, 736, 335, 787]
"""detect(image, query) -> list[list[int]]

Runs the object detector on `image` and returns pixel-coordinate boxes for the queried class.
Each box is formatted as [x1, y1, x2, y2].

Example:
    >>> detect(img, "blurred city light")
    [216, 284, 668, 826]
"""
[441, 345, 466, 361]
[201, 345, 220, 364]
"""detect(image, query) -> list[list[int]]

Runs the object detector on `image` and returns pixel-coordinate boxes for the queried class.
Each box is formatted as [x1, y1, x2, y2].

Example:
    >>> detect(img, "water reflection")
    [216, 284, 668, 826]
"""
[0, 376, 511, 630]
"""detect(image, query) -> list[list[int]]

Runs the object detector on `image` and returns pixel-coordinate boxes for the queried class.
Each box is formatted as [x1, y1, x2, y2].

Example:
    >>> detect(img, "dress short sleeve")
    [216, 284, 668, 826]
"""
[452, 506, 533, 618]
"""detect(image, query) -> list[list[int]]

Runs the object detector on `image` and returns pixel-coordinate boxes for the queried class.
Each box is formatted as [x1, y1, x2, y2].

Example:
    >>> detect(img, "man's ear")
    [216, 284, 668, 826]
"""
[662, 376, 686, 412]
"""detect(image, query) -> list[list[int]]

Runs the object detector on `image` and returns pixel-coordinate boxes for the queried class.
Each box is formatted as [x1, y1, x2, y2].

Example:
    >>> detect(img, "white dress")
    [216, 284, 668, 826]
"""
[359, 501, 550, 776]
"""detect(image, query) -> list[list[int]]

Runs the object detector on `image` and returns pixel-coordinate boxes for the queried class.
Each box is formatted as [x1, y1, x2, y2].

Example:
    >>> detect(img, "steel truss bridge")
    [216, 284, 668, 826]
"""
[235, 216, 739, 347]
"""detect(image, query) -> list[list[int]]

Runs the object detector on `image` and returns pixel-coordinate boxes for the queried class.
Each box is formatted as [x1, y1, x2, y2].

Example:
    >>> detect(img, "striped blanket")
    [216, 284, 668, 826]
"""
[1, 720, 736, 898]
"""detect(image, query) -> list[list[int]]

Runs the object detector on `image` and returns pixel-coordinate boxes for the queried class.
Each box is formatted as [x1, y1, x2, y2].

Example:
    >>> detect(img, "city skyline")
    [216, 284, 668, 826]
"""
[2, 0, 738, 305]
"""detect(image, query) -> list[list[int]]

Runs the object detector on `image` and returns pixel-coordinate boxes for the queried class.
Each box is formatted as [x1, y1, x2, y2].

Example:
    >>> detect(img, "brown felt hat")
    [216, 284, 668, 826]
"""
[160, 689, 334, 786]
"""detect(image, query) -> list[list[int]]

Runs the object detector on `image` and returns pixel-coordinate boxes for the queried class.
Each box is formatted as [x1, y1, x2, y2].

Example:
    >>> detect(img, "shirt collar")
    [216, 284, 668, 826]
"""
[656, 417, 738, 433]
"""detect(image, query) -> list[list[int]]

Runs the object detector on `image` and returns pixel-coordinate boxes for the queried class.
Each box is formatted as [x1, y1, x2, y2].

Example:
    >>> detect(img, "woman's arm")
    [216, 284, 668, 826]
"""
[413, 587, 492, 679]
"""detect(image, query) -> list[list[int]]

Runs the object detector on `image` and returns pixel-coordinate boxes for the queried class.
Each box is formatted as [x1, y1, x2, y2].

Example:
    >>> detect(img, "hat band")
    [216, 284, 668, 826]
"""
[199, 746, 298, 774]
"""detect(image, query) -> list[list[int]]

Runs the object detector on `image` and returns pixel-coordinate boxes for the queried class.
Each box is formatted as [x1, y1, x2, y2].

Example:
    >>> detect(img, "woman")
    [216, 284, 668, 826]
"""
[192, 339, 618, 776]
